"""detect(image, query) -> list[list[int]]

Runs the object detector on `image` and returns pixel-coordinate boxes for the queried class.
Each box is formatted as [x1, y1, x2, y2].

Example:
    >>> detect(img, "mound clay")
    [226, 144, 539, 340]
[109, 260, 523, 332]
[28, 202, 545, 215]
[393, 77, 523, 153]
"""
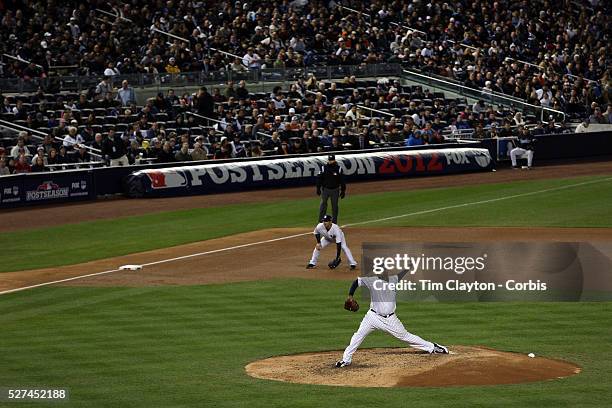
[245, 346, 581, 387]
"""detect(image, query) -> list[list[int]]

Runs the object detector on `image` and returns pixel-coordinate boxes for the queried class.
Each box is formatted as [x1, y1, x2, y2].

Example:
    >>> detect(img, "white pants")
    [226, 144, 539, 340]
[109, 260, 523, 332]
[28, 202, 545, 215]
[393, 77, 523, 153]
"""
[110, 155, 130, 166]
[309, 238, 357, 266]
[510, 147, 533, 167]
[342, 310, 434, 363]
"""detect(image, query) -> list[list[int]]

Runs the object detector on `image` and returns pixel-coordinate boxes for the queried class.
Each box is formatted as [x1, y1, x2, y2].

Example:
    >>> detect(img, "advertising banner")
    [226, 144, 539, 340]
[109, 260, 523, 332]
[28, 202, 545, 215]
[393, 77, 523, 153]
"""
[126, 148, 494, 198]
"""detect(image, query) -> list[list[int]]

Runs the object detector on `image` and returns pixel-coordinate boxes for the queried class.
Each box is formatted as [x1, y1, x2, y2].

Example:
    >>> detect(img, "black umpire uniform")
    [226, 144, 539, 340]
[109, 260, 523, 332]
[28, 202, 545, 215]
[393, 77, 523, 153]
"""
[317, 154, 346, 223]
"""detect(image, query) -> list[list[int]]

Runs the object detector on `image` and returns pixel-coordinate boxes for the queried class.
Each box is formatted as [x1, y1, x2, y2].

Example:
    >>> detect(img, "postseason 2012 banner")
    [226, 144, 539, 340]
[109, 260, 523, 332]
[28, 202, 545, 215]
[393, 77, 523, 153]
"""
[125, 148, 494, 198]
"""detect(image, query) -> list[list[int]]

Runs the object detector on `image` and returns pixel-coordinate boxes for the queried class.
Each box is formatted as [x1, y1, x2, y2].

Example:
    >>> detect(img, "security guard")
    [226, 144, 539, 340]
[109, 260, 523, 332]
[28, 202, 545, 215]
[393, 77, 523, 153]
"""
[317, 154, 346, 223]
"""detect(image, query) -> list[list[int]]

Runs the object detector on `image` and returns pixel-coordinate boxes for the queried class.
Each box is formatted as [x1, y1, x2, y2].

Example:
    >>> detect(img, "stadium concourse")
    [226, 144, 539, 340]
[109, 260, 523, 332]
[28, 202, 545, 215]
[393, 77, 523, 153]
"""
[0, 0, 609, 175]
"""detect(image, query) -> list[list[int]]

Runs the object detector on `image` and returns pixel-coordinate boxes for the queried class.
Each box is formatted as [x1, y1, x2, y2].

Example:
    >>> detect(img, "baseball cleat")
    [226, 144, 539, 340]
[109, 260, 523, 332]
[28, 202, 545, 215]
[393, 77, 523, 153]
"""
[335, 360, 351, 368]
[306, 263, 316, 269]
[350, 264, 357, 270]
[432, 343, 449, 354]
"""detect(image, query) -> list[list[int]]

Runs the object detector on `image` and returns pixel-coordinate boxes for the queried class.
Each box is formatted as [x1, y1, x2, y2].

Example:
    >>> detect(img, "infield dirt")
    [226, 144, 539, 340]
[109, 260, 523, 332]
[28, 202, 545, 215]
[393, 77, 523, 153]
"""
[2, 226, 612, 291]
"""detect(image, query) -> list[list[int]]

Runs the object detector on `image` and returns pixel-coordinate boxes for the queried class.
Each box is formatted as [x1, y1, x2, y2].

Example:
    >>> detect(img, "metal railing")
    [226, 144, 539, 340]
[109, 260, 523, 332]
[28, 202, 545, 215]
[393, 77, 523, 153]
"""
[401, 69, 566, 122]
[0, 64, 403, 94]
[0, 119, 103, 158]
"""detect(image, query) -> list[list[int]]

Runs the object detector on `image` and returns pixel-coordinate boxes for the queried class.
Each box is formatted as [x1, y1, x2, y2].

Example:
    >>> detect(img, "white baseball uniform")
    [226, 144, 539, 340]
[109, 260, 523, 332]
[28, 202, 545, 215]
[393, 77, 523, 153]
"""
[341, 275, 435, 363]
[510, 136, 534, 167]
[309, 222, 357, 266]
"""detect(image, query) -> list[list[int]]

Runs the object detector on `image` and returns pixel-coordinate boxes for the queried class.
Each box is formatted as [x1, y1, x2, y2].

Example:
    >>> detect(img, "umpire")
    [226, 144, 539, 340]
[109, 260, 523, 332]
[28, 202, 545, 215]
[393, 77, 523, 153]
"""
[317, 154, 346, 224]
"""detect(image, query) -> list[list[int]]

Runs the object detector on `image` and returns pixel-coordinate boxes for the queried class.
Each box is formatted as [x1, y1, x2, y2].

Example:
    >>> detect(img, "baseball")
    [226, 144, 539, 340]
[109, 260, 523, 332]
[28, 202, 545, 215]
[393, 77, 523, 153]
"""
[528, 353, 535, 358]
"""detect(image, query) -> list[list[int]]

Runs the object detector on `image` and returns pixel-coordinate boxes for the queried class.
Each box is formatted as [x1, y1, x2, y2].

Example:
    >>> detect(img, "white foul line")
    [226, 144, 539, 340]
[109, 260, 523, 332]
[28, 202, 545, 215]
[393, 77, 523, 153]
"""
[1, 176, 610, 296]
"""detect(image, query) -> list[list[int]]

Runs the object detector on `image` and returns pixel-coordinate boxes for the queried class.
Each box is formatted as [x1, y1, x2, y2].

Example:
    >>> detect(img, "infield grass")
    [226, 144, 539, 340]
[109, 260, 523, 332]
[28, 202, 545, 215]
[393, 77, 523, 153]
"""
[0, 175, 611, 272]
[0, 281, 611, 408]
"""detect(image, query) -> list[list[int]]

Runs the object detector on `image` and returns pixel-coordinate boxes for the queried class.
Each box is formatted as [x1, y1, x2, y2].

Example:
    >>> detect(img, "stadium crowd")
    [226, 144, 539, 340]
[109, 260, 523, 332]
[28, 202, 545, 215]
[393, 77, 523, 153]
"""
[0, 0, 608, 112]
[0, 0, 609, 174]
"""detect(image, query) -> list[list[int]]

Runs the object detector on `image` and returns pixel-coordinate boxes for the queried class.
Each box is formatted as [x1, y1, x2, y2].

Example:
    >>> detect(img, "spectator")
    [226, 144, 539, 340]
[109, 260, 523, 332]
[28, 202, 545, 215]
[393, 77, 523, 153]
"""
[10, 136, 30, 159]
[102, 130, 129, 166]
[513, 112, 525, 127]
[175, 142, 193, 162]
[405, 131, 424, 147]
[126, 141, 143, 164]
[57, 145, 71, 164]
[329, 136, 345, 151]
[104, 62, 120, 77]
[13, 153, 31, 173]
[345, 105, 362, 122]
[165, 57, 180, 74]
[75, 146, 91, 163]
[95, 77, 112, 96]
[249, 142, 264, 157]
[91, 133, 104, 152]
[157, 141, 177, 163]
[47, 148, 59, 165]
[265, 131, 282, 152]
[116, 80, 136, 106]
[191, 141, 209, 161]
[575, 120, 590, 133]
[30, 156, 46, 172]
[63, 127, 84, 149]
[487, 123, 501, 138]
[242, 48, 262, 69]
[589, 107, 607, 124]
[236, 80, 249, 100]
[213, 138, 233, 159]
[0, 158, 10, 176]
[31, 146, 48, 165]
[194, 87, 215, 119]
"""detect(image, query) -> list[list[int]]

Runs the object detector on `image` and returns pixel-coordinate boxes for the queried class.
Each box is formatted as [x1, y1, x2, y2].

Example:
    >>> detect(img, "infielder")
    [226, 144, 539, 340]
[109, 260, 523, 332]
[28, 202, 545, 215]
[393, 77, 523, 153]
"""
[336, 270, 448, 367]
[306, 215, 357, 270]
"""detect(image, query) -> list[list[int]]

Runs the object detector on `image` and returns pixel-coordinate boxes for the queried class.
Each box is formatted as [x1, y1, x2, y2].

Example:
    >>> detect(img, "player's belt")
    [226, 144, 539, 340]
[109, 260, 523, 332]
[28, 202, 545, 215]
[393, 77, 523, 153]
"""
[370, 309, 394, 318]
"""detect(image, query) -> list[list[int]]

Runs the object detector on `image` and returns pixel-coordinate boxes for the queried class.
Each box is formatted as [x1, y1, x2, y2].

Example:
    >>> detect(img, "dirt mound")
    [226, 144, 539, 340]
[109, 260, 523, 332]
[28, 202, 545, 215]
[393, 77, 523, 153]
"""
[245, 346, 581, 387]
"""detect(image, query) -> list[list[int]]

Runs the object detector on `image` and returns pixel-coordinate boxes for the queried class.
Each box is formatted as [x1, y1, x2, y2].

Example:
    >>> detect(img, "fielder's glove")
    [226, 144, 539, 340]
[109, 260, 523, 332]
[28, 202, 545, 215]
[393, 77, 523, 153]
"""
[328, 257, 342, 269]
[344, 297, 359, 312]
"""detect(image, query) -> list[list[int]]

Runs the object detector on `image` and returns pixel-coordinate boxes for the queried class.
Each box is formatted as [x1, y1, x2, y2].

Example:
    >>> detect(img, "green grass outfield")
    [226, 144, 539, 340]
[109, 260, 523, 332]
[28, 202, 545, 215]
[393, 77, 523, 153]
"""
[1, 174, 611, 272]
[1, 282, 611, 408]
[1, 175, 611, 407]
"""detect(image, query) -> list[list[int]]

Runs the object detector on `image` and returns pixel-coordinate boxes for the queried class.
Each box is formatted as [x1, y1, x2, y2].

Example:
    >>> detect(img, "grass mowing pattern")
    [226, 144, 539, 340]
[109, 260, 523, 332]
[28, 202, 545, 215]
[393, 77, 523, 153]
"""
[0, 281, 611, 408]
[1, 175, 611, 273]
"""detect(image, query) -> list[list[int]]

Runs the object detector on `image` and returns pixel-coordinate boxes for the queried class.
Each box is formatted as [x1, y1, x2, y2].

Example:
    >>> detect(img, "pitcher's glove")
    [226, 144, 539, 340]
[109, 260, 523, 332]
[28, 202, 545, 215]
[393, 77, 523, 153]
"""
[328, 257, 342, 269]
[344, 297, 359, 312]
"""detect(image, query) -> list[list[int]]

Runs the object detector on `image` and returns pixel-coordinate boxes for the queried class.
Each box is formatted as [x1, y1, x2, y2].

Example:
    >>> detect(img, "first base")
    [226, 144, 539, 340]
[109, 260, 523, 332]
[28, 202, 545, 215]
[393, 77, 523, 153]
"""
[119, 264, 143, 271]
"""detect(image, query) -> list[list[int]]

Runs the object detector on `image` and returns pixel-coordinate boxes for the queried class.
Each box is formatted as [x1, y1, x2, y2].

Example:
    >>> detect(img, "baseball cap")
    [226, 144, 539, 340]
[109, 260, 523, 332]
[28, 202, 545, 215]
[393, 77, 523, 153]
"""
[328, 154, 335, 161]
[321, 215, 333, 222]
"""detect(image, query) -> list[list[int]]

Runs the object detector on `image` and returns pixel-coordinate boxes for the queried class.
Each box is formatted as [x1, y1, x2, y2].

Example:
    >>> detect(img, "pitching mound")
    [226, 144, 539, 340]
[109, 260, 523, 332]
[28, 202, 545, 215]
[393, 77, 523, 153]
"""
[245, 346, 581, 387]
